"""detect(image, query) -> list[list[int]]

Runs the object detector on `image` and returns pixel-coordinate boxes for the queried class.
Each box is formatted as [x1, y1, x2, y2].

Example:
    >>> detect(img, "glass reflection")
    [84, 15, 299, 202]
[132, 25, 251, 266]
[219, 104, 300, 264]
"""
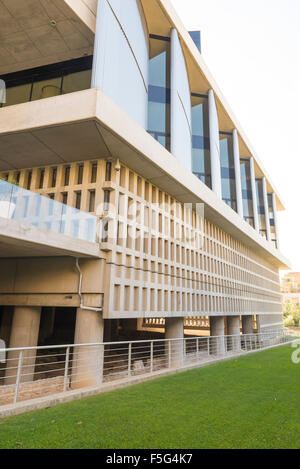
[219, 132, 237, 211]
[0, 180, 97, 242]
[240, 158, 254, 227]
[268, 193, 277, 247]
[148, 36, 171, 150]
[192, 94, 211, 188]
[0, 58, 92, 108]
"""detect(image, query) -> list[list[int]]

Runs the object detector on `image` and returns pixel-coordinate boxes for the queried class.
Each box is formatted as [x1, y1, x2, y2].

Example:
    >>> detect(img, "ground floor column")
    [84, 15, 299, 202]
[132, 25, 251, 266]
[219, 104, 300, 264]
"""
[5, 306, 41, 385]
[226, 316, 241, 351]
[165, 317, 184, 368]
[71, 308, 104, 389]
[210, 316, 225, 355]
[242, 315, 253, 335]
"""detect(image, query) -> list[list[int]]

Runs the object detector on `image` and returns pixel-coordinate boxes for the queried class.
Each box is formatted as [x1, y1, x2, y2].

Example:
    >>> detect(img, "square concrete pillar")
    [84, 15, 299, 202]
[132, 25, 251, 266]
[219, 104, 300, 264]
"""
[165, 317, 184, 368]
[226, 316, 241, 352]
[210, 316, 225, 355]
[5, 306, 41, 385]
[71, 308, 104, 389]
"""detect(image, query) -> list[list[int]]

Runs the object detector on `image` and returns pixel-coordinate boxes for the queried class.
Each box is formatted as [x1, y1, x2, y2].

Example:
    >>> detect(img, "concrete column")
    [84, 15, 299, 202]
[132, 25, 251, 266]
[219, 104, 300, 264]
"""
[72, 308, 104, 389]
[208, 90, 222, 198]
[242, 315, 253, 335]
[272, 192, 280, 249]
[262, 177, 271, 241]
[249, 157, 259, 232]
[91, 0, 148, 129]
[5, 306, 41, 385]
[226, 316, 241, 351]
[210, 316, 225, 355]
[165, 317, 184, 367]
[233, 129, 243, 218]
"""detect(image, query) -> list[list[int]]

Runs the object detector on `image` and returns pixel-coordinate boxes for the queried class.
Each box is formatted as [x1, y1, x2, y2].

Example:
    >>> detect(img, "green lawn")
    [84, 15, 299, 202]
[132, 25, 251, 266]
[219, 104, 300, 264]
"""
[0, 345, 300, 449]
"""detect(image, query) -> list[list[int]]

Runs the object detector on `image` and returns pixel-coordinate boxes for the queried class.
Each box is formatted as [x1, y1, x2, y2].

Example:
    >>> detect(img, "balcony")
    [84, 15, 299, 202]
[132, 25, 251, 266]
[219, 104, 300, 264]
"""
[0, 180, 100, 259]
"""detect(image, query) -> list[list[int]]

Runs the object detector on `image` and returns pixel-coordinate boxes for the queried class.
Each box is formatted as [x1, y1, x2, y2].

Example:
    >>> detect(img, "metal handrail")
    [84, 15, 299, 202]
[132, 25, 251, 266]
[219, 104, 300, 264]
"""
[0, 330, 286, 353]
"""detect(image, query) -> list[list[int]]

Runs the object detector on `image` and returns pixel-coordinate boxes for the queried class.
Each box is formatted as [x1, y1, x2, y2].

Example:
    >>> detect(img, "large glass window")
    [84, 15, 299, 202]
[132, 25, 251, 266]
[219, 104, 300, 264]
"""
[0, 56, 92, 108]
[268, 194, 277, 247]
[148, 35, 171, 151]
[255, 179, 267, 239]
[62, 70, 92, 95]
[31, 77, 62, 101]
[240, 158, 254, 227]
[191, 94, 211, 188]
[219, 132, 237, 211]
[3, 84, 32, 106]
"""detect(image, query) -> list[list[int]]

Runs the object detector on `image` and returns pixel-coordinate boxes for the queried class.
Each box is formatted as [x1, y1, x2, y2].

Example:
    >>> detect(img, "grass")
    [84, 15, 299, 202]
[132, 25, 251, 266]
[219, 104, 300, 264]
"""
[0, 344, 300, 449]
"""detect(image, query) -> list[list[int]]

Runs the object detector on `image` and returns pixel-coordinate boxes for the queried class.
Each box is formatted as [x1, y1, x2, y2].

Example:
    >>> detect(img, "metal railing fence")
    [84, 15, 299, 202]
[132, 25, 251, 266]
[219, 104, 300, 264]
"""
[0, 329, 293, 408]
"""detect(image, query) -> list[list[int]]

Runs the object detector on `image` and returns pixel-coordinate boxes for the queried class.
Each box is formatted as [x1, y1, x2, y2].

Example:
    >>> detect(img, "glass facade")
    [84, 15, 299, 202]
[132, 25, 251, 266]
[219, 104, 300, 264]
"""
[0, 180, 97, 242]
[255, 179, 267, 239]
[268, 194, 277, 247]
[191, 94, 211, 188]
[219, 132, 237, 211]
[189, 31, 201, 53]
[148, 36, 171, 150]
[0, 57, 92, 108]
[240, 158, 254, 227]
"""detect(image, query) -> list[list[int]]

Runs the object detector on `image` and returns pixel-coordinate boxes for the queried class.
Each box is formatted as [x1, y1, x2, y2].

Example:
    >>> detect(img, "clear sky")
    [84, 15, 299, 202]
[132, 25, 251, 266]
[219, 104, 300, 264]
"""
[172, 0, 300, 273]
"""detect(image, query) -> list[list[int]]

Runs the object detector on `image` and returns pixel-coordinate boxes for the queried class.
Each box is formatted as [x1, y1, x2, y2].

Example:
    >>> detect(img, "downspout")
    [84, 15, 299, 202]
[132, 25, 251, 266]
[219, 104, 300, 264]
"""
[75, 258, 102, 312]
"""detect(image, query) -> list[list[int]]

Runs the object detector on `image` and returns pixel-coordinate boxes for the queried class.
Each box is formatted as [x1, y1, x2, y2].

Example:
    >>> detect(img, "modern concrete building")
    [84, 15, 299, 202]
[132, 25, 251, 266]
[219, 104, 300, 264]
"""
[0, 0, 290, 382]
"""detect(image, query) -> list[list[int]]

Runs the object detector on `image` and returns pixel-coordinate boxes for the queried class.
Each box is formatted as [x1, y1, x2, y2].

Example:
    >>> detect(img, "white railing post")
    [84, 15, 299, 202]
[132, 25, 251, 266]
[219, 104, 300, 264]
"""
[63, 347, 70, 392]
[150, 341, 153, 373]
[197, 337, 199, 361]
[184, 338, 186, 362]
[168, 340, 171, 368]
[207, 337, 210, 356]
[14, 351, 23, 404]
[128, 342, 132, 377]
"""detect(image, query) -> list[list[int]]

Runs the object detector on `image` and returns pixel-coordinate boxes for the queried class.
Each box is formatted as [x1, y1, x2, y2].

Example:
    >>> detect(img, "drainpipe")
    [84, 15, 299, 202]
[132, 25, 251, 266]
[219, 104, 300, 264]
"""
[75, 258, 102, 312]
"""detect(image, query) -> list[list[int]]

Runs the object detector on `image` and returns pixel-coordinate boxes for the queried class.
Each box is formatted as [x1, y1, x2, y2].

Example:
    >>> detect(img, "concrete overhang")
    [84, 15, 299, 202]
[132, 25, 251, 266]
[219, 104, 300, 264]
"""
[0, 0, 94, 76]
[0, 88, 290, 269]
[0, 216, 102, 258]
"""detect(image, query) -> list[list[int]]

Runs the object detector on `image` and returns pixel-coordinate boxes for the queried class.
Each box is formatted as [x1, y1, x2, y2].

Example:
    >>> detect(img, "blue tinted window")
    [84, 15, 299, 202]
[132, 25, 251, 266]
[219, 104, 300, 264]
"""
[189, 31, 201, 53]
[255, 179, 267, 238]
[219, 132, 237, 211]
[240, 159, 254, 227]
[147, 37, 171, 150]
[191, 94, 211, 187]
[268, 193, 277, 247]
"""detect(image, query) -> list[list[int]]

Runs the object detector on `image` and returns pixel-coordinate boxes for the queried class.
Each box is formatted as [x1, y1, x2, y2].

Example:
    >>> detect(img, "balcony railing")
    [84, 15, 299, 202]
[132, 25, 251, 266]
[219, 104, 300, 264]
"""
[0, 180, 97, 243]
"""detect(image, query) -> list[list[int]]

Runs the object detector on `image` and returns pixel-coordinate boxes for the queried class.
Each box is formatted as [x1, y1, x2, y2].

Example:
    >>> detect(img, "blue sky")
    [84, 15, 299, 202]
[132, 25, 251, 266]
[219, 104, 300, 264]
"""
[172, 0, 300, 272]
